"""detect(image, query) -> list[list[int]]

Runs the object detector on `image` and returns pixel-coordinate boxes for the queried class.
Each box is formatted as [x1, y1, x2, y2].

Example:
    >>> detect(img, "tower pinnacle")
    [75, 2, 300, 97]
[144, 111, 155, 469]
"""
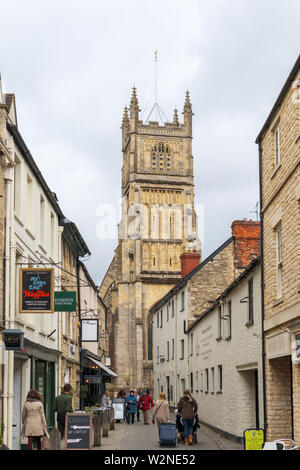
[129, 86, 140, 125]
[173, 108, 179, 127]
[183, 90, 193, 116]
[121, 106, 130, 128]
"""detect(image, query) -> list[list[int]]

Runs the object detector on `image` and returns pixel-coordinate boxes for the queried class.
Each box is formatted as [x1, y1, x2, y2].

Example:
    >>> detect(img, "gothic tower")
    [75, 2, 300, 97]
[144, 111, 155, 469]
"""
[99, 88, 200, 391]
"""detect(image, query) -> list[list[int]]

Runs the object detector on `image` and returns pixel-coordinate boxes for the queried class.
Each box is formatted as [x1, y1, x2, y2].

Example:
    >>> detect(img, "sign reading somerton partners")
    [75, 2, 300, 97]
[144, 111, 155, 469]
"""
[19, 268, 54, 313]
[54, 291, 77, 312]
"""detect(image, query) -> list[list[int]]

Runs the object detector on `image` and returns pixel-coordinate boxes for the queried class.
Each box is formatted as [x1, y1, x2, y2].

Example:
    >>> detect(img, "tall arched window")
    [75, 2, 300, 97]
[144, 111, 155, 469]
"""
[151, 142, 171, 172]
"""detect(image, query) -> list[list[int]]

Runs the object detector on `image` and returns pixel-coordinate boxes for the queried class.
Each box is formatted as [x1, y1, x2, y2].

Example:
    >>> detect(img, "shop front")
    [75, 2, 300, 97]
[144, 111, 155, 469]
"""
[16, 339, 60, 449]
[82, 350, 117, 407]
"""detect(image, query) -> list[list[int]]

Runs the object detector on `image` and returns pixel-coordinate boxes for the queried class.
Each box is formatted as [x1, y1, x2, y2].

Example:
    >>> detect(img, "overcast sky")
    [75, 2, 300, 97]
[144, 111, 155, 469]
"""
[0, 0, 299, 284]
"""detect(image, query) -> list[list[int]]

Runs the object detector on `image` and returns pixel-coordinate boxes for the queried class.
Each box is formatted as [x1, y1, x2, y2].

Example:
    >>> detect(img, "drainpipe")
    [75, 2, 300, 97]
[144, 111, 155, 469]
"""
[258, 142, 267, 436]
[174, 295, 178, 407]
[57, 226, 64, 395]
[3, 164, 13, 448]
[76, 259, 83, 409]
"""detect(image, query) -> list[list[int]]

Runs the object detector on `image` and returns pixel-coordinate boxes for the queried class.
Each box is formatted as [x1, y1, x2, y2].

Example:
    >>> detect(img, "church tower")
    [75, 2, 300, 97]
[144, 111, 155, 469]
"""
[100, 88, 200, 391]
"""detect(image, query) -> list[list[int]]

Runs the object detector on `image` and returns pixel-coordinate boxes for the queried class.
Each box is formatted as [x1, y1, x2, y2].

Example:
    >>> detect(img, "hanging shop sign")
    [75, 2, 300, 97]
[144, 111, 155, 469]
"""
[19, 268, 54, 313]
[83, 375, 102, 385]
[81, 319, 99, 342]
[54, 291, 77, 312]
[2, 330, 24, 351]
[243, 429, 265, 451]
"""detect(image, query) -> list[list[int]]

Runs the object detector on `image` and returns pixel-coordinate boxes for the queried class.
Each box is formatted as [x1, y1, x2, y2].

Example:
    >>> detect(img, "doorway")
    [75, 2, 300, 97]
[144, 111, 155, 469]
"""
[33, 359, 55, 428]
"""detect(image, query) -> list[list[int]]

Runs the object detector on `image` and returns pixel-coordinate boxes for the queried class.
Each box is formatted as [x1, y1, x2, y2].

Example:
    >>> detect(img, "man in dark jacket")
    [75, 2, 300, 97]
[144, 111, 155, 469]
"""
[177, 390, 198, 446]
[53, 383, 73, 439]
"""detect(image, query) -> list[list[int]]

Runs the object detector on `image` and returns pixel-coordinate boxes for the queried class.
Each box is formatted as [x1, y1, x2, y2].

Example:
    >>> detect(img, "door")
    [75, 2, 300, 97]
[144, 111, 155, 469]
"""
[35, 360, 55, 428]
[254, 370, 259, 429]
[12, 359, 23, 450]
[166, 376, 170, 402]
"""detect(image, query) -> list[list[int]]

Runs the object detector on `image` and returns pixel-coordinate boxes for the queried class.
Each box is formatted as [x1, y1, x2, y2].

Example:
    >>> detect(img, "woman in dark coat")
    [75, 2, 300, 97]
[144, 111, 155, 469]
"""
[125, 390, 138, 424]
[177, 389, 198, 446]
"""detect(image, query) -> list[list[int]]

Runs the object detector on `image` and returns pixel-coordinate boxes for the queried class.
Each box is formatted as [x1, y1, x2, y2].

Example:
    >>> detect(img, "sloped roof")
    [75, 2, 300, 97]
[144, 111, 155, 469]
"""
[256, 54, 300, 143]
[187, 256, 261, 333]
[149, 236, 234, 314]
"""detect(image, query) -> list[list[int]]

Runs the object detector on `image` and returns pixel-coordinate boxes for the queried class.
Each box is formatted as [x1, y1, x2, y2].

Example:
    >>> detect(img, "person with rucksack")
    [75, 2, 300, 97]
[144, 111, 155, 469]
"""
[53, 383, 73, 440]
[138, 389, 154, 425]
[177, 389, 198, 446]
[152, 392, 169, 431]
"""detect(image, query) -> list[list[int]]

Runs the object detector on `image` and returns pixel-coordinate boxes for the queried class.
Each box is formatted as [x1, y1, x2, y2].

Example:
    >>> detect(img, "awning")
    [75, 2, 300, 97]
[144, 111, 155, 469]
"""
[85, 352, 117, 379]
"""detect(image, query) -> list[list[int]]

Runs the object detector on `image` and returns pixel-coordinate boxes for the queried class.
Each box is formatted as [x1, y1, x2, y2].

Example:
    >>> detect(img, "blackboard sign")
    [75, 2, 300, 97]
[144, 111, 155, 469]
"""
[19, 268, 54, 313]
[65, 413, 93, 450]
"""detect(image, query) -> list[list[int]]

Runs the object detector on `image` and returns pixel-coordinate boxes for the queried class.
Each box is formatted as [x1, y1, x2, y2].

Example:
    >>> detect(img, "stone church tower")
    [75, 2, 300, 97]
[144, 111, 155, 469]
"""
[99, 88, 200, 391]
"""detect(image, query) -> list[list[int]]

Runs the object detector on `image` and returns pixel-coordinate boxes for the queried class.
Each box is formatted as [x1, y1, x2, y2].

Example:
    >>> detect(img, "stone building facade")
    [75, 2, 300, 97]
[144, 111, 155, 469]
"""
[99, 89, 200, 392]
[60, 223, 90, 411]
[187, 258, 263, 443]
[0, 77, 8, 430]
[152, 220, 261, 410]
[0, 82, 63, 449]
[256, 54, 300, 443]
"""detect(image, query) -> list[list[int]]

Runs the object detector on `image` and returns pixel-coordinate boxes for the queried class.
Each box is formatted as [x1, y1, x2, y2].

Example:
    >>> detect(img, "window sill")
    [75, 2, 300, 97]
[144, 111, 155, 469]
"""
[271, 163, 282, 180]
[245, 320, 254, 328]
[216, 336, 222, 342]
[14, 214, 24, 227]
[25, 228, 35, 241]
[272, 297, 283, 308]
[38, 244, 47, 255]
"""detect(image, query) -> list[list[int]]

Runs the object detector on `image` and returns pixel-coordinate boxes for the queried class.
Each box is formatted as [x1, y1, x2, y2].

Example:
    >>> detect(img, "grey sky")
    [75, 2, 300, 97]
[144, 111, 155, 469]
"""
[0, 0, 299, 284]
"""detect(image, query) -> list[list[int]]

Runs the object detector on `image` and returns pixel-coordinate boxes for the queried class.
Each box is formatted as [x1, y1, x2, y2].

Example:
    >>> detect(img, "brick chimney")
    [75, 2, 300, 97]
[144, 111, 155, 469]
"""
[180, 251, 201, 278]
[231, 220, 261, 269]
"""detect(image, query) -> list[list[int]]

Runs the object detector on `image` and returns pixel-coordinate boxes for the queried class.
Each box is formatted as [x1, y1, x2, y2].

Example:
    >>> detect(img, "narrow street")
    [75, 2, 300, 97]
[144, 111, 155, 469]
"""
[97, 412, 220, 451]
[119, 419, 220, 451]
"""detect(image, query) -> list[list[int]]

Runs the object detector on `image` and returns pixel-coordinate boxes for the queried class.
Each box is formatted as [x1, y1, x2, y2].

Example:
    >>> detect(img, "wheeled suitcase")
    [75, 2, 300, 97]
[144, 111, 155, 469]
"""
[159, 423, 177, 447]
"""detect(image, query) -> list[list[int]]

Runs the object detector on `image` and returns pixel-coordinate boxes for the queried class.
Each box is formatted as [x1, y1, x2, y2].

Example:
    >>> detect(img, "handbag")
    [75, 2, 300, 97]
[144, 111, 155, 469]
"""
[42, 435, 50, 450]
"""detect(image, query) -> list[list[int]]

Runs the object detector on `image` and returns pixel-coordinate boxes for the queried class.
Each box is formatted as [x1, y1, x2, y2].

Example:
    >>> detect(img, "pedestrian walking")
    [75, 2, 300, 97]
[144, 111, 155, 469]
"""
[177, 389, 198, 446]
[138, 390, 154, 425]
[125, 390, 138, 424]
[152, 392, 170, 432]
[21, 389, 49, 451]
[53, 383, 73, 440]
[101, 391, 111, 408]
[134, 389, 141, 422]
